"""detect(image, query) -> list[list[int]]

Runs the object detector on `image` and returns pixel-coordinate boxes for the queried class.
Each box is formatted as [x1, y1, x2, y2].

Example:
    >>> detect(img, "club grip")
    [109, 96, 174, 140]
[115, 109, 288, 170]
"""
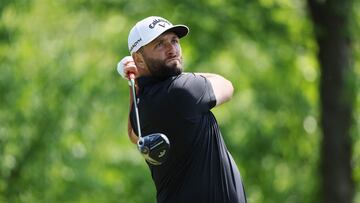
[129, 73, 135, 80]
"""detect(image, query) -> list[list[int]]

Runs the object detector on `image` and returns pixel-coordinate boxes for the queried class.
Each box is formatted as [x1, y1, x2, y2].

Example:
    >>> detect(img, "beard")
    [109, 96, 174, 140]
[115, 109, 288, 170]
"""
[143, 56, 183, 80]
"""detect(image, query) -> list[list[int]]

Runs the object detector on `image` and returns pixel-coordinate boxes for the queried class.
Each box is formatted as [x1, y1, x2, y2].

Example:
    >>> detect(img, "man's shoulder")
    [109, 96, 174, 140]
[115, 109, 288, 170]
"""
[173, 72, 195, 81]
[167, 73, 210, 99]
[163, 74, 194, 97]
[169, 73, 200, 87]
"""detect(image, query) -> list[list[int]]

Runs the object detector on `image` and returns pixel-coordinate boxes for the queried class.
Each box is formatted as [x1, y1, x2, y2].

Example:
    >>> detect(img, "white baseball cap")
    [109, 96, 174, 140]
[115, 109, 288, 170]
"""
[128, 16, 189, 54]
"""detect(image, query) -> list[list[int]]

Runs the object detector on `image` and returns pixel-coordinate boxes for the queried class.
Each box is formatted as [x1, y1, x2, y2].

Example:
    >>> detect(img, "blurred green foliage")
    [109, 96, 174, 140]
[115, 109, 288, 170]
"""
[0, 0, 359, 202]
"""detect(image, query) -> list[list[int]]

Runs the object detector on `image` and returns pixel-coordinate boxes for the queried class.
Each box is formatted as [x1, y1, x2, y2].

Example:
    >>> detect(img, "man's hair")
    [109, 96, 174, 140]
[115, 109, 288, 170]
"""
[137, 47, 145, 54]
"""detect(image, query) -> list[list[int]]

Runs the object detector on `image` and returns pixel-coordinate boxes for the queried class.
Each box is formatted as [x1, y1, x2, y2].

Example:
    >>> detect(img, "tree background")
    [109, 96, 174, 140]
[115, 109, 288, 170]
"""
[0, 0, 359, 202]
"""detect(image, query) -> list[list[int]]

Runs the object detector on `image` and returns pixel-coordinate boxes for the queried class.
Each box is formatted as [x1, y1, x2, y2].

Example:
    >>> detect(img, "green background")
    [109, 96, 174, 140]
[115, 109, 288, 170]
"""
[0, 0, 359, 202]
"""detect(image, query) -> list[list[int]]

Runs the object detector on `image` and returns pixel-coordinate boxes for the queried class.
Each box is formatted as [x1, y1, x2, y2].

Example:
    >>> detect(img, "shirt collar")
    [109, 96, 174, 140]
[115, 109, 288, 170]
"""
[137, 76, 162, 88]
[137, 73, 182, 88]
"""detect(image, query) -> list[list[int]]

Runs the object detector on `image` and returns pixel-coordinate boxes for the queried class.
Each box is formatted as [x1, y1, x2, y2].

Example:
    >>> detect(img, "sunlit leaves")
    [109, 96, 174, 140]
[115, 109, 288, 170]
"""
[0, 0, 359, 202]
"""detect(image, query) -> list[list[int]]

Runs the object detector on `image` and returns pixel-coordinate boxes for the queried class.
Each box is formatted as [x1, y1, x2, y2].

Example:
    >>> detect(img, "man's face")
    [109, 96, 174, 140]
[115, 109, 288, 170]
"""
[140, 32, 183, 80]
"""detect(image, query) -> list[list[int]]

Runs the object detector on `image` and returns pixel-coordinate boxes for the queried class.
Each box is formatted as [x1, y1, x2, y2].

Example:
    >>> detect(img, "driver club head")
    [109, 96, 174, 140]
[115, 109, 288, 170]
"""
[137, 133, 170, 165]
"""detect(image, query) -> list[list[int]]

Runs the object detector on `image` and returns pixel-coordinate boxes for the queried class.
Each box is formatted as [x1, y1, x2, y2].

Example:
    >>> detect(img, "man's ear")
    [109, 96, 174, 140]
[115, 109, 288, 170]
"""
[132, 52, 146, 69]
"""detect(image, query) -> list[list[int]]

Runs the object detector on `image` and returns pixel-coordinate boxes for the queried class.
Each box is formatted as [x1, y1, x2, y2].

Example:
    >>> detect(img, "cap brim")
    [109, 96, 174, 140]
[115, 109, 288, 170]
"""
[167, 25, 189, 39]
[137, 25, 189, 53]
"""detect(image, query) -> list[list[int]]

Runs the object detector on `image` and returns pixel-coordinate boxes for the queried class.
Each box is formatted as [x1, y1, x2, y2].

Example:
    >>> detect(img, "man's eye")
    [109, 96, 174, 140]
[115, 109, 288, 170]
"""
[156, 42, 163, 48]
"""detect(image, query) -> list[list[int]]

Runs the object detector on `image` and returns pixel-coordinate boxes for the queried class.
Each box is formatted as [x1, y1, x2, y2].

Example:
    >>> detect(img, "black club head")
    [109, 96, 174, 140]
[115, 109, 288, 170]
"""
[137, 133, 170, 165]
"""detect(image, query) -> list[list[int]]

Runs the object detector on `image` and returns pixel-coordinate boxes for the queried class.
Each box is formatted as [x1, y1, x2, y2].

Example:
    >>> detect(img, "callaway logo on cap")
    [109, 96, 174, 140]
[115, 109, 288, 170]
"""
[128, 16, 189, 53]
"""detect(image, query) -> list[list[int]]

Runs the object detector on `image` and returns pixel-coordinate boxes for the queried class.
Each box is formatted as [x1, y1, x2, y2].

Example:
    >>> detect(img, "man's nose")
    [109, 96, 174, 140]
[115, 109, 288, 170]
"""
[165, 42, 177, 55]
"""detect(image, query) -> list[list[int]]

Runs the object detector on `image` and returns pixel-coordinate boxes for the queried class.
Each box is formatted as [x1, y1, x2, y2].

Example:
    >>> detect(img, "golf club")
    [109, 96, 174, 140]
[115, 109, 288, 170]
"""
[127, 73, 170, 165]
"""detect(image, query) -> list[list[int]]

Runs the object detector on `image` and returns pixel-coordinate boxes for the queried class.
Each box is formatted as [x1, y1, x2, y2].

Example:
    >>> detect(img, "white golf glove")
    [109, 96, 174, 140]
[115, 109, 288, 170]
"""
[116, 56, 134, 79]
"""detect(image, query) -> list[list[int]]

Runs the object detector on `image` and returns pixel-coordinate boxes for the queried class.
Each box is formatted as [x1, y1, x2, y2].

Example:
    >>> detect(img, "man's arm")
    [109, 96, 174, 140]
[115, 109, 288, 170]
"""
[128, 87, 139, 144]
[118, 56, 140, 144]
[194, 73, 234, 106]
[128, 118, 138, 144]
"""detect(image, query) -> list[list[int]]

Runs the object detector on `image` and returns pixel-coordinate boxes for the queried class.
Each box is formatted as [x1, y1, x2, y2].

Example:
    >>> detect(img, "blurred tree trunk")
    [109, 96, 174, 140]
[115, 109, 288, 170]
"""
[307, 0, 355, 203]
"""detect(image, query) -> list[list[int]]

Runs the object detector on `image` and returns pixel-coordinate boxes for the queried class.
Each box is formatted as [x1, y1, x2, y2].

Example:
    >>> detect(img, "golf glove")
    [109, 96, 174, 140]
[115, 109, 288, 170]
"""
[117, 56, 134, 79]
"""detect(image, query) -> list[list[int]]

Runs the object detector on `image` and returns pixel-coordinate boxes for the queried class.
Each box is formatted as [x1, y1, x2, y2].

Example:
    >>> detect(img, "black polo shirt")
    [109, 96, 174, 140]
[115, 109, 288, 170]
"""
[130, 73, 246, 203]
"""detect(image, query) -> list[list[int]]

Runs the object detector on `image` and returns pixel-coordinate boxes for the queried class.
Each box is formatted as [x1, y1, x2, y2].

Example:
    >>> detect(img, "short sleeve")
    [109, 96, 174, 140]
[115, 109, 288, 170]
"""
[169, 73, 216, 115]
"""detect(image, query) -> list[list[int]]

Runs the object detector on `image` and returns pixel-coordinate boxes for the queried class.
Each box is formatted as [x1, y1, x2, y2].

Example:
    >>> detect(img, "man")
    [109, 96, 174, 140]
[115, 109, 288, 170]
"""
[117, 16, 247, 203]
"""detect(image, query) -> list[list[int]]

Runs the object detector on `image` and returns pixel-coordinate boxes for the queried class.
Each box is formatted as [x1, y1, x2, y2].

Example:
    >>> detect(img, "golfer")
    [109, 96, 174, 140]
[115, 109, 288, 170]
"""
[118, 16, 247, 203]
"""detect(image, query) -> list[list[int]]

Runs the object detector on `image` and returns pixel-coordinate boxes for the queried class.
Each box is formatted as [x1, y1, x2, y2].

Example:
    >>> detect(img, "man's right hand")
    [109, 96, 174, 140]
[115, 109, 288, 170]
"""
[117, 56, 138, 80]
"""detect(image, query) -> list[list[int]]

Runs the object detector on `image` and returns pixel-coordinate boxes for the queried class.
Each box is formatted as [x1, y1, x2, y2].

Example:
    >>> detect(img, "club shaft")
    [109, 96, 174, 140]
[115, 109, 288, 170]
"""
[130, 78, 142, 138]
